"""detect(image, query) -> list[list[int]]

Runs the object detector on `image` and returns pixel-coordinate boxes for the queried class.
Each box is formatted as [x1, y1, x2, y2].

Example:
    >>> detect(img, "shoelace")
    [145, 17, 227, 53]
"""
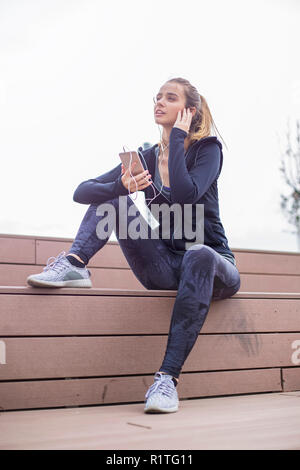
[145, 374, 175, 399]
[43, 251, 68, 273]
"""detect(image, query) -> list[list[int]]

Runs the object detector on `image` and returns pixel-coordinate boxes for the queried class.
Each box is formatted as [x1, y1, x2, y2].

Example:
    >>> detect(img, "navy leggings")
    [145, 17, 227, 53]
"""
[70, 195, 241, 379]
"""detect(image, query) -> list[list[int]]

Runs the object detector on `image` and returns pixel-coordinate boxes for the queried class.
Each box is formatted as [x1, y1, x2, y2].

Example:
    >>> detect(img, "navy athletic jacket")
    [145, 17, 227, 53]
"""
[73, 127, 236, 263]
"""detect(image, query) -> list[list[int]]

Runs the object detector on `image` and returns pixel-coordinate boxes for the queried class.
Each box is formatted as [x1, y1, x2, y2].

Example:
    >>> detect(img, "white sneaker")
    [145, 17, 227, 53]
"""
[27, 251, 92, 288]
[144, 372, 179, 413]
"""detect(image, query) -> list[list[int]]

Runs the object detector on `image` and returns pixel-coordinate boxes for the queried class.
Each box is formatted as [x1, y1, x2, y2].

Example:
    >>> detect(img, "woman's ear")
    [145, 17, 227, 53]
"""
[189, 107, 197, 118]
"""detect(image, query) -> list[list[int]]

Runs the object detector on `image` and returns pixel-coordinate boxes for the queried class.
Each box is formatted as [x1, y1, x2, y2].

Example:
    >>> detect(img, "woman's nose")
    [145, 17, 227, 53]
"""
[153, 97, 165, 106]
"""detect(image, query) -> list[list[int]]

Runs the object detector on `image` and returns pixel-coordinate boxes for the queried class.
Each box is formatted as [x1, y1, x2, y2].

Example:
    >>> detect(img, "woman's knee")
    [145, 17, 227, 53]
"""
[182, 244, 217, 270]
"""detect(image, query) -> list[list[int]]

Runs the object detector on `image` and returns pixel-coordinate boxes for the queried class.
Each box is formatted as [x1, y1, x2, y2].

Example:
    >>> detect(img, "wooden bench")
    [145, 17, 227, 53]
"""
[0, 233, 300, 411]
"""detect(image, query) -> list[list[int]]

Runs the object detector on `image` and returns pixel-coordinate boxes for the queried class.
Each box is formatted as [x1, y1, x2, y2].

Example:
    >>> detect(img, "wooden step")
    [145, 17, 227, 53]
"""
[1, 234, 299, 411]
[0, 264, 144, 290]
[2, 264, 300, 291]
[0, 286, 299, 410]
[1, 234, 300, 292]
[0, 392, 300, 450]
[0, 371, 282, 412]
[1, 392, 300, 450]
[0, 287, 300, 335]
[2, 234, 300, 274]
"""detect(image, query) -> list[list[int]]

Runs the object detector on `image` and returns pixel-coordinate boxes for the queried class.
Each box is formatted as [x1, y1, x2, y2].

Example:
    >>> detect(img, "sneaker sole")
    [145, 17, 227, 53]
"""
[144, 404, 179, 413]
[27, 277, 92, 288]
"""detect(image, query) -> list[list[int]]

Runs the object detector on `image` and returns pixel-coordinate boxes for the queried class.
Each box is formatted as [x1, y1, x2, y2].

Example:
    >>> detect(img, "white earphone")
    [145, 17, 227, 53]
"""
[122, 123, 171, 207]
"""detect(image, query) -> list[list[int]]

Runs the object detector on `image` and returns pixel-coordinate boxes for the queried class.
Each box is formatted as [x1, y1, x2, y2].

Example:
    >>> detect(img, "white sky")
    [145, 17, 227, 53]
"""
[0, 0, 299, 252]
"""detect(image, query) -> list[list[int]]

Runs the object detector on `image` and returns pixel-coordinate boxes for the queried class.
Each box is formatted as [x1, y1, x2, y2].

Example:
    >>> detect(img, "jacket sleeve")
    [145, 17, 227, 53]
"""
[168, 127, 221, 204]
[73, 162, 129, 204]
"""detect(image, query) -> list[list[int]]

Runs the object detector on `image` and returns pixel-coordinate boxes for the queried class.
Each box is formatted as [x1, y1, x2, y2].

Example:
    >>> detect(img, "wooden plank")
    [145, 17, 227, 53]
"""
[0, 294, 172, 335]
[87, 267, 143, 290]
[2, 263, 300, 292]
[0, 264, 144, 290]
[240, 273, 300, 293]
[1, 392, 300, 450]
[0, 369, 281, 410]
[1, 286, 300, 298]
[0, 233, 75, 241]
[36, 240, 130, 269]
[0, 237, 35, 264]
[235, 251, 300, 275]
[282, 368, 300, 391]
[1, 296, 300, 336]
[2, 233, 297, 255]
[0, 334, 299, 380]
[0, 285, 174, 296]
[2, 233, 300, 275]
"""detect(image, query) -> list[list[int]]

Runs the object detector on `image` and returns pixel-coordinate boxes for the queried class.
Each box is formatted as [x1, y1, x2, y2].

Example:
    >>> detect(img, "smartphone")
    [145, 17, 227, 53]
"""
[119, 150, 145, 176]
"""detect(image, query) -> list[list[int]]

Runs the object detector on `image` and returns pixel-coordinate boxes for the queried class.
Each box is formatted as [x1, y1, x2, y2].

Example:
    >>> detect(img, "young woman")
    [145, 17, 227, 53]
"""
[27, 77, 241, 414]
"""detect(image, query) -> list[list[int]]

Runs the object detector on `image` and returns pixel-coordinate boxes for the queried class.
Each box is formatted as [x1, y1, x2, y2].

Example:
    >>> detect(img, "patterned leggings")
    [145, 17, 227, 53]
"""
[70, 195, 241, 379]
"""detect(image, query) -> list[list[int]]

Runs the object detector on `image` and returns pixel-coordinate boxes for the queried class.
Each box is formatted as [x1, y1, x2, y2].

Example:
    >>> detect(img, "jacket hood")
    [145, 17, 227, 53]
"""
[140, 135, 223, 154]
[138, 135, 224, 178]
[188, 135, 223, 153]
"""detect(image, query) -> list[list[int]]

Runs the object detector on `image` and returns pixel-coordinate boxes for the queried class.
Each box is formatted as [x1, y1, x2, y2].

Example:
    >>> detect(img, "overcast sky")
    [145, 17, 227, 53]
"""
[0, 0, 299, 253]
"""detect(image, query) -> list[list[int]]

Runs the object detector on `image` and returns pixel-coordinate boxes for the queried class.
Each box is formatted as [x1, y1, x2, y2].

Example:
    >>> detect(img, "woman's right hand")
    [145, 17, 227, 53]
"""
[121, 162, 152, 192]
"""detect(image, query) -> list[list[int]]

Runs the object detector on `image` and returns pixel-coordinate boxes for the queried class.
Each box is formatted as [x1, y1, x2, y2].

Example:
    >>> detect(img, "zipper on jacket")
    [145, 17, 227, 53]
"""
[171, 146, 191, 250]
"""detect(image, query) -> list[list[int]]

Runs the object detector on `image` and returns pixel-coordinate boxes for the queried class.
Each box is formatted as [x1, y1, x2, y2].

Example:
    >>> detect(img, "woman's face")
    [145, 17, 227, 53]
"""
[154, 82, 187, 126]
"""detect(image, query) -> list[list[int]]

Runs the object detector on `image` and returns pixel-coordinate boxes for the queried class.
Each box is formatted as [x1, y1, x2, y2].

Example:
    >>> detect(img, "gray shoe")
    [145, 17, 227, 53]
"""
[27, 251, 92, 288]
[144, 372, 179, 413]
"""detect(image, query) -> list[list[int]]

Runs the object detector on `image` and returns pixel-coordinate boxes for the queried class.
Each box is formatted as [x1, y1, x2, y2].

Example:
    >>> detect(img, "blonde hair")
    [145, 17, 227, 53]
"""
[159, 77, 227, 151]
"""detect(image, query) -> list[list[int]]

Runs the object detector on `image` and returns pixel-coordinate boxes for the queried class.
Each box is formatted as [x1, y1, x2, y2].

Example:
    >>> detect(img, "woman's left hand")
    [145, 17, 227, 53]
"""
[173, 108, 193, 134]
